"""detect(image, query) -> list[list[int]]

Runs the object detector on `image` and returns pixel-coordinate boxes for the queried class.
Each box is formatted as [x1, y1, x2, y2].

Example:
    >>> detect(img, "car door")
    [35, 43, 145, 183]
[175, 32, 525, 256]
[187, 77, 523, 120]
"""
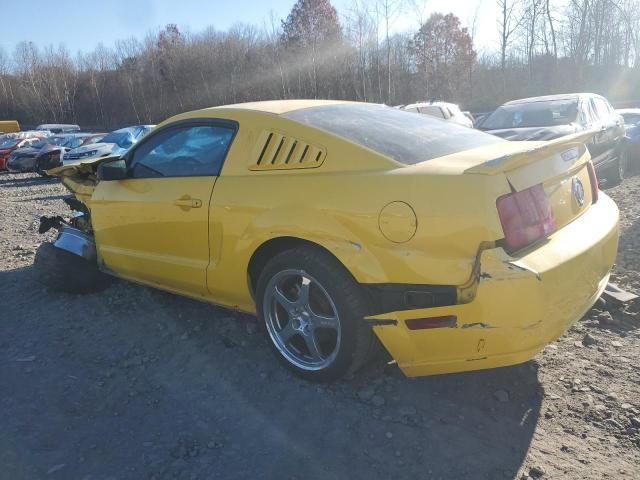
[581, 97, 607, 168]
[90, 120, 237, 295]
[590, 97, 622, 169]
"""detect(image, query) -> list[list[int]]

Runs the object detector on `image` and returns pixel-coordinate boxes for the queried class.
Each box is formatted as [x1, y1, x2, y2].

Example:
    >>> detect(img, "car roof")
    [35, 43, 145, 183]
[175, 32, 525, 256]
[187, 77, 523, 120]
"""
[403, 101, 458, 110]
[207, 99, 352, 115]
[36, 123, 80, 128]
[111, 125, 153, 133]
[51, 132, 95, 138]
[504, 93, 603, 106]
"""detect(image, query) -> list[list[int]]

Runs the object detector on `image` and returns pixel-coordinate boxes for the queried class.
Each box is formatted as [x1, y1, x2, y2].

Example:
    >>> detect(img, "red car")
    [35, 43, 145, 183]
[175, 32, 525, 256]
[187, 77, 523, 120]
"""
[0, 133, 48, 170]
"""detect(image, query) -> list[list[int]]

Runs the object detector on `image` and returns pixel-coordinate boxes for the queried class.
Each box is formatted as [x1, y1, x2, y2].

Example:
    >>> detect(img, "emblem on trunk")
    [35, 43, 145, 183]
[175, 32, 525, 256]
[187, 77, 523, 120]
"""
[572, 177, 585, 206]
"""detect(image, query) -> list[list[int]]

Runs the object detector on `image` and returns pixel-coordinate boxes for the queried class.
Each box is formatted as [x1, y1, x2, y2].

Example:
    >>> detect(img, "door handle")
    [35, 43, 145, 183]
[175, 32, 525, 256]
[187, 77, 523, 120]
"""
[174, 197, 202, 209]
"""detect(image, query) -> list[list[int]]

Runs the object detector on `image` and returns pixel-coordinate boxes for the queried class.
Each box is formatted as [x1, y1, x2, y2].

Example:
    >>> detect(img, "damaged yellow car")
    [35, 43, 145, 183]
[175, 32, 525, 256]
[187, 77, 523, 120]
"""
[38, 100, 619, 382]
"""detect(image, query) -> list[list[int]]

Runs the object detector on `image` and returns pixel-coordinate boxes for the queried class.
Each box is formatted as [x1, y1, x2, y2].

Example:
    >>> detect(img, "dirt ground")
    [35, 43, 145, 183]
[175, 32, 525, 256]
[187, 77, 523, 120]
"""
[1, 171, 639, 480]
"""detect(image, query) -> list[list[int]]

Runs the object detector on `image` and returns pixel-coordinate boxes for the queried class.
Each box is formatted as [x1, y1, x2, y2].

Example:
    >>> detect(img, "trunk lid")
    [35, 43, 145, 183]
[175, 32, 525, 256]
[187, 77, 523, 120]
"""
[463, 130, 597, 232]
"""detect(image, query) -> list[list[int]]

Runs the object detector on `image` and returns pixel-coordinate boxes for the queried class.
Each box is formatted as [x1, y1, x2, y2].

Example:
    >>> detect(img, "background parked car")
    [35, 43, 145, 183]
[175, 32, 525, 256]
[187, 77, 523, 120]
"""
[0, 131, 49, 170]
[401, 101, 473, 128]
[36, 123, 81, 134]
[0, 120, 20, 134]
[36, 133, 105, 174]
[6, 133, 105, 173]
[479, 93, 627, 184]
[62, 125, 154, 165]
[617, 108, 640, 169]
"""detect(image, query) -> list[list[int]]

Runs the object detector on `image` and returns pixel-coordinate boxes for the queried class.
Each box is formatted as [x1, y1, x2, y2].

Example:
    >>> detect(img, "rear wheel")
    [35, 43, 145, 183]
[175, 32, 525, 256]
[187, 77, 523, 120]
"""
[256, 246, 376, 382]
[34, 242, 112, 293]
[606, 150, 628, 186]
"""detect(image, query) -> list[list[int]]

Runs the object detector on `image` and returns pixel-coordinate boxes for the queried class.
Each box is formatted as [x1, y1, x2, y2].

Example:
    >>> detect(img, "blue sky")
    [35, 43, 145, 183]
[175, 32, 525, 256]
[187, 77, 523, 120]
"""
[0, 0, 496, 57]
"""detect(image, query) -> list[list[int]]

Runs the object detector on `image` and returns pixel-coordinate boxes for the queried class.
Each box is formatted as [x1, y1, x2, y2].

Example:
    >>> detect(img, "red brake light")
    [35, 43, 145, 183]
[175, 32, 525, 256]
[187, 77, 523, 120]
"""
[586, 161, 599, 203]
[496, 184, 556, 251]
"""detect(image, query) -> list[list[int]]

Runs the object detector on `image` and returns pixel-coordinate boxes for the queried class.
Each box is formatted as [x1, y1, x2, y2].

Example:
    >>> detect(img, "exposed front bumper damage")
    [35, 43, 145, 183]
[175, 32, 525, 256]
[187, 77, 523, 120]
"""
[53, 225, 97, 262]
[39, 196, 96, 262]
[368, 193, 620, 377]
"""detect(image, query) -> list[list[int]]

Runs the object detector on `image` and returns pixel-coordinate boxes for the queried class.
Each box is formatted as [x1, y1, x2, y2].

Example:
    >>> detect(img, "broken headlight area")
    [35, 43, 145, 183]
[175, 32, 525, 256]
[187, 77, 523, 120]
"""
[39, 195, 92, 235]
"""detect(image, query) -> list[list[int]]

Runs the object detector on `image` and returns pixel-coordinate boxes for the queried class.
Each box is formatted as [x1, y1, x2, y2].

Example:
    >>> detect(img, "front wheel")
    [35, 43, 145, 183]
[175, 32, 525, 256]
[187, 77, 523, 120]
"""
[256, 247, 376, 382]
[34, 242, 112, 293]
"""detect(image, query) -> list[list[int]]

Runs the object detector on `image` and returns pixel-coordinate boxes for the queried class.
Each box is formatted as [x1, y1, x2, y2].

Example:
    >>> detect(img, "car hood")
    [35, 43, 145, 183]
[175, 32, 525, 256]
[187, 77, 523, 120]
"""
[40, 143, 65, 154]
[483, 124, 578, 141]
[68, 142, 118, 155]
[49, 154, 119, 177]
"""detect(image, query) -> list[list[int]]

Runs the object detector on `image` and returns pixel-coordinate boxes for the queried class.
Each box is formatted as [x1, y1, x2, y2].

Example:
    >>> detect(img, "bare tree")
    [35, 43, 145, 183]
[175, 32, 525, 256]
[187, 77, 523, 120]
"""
[378, 0, 404, 102]
[497, 0, 523, 71]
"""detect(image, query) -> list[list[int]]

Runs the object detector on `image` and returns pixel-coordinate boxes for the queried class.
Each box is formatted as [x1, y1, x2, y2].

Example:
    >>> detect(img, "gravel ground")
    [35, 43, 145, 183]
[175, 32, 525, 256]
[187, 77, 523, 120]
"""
[0, 171, 639, 480]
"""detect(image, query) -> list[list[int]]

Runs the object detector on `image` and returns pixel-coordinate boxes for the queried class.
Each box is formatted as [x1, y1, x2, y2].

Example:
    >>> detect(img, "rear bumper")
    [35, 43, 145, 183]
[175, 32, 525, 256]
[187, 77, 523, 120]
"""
[370, 193, 619, 377]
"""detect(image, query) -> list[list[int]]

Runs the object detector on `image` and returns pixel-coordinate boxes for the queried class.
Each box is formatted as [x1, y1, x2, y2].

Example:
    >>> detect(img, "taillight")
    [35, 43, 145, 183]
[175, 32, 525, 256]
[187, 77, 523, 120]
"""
[496, 183, 556, 251]
[586, 161, 599, 203]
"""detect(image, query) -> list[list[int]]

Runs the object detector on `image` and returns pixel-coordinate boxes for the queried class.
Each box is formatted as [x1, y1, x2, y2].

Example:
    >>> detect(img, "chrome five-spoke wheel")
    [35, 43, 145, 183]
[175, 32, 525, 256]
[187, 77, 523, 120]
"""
[263, 269, 341, 371]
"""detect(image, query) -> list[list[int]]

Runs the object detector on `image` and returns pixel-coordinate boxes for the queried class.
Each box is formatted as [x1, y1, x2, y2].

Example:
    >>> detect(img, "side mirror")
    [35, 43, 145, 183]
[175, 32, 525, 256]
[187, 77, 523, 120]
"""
[97, 159, 128, 181]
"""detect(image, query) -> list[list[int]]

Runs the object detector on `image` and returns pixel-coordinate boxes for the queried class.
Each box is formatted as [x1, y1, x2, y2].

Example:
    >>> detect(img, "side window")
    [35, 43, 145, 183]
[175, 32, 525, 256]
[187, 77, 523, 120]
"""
[404, 107, 419, 113]
[579, 101, 592, 125]
[593, 98, 610, 120]
[588, 99, 601, 122]
[419, 106, 445, 119]
[130, 125, 234, 178]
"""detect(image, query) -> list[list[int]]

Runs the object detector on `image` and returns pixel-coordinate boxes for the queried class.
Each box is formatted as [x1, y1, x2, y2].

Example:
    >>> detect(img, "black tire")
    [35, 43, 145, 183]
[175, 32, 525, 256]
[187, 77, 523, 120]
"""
[35, 159, 47, 177]
[34, 242, 112, 293]
[605, 150, 627, 186]
[256, 246, 377, 382]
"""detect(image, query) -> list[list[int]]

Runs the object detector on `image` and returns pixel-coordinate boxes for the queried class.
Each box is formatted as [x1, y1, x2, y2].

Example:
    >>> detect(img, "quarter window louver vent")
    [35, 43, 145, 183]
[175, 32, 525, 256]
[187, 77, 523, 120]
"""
[250, 130, 325, 170]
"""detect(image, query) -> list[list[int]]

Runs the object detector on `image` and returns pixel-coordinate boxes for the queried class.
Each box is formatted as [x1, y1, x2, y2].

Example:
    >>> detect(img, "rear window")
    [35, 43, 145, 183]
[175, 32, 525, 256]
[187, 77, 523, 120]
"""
[284, 104, 502, 165]
[419, 105, 446, 118]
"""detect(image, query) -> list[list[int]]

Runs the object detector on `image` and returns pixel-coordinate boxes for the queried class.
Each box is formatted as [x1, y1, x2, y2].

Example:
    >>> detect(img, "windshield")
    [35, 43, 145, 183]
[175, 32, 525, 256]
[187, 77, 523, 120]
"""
[481, 99, 579, 130]
[284, 104, 502, 165]
[621, 113, 640, 125]
[0, 138, 19, 149]
[33, 136, 67, 149]
[101, 130, 135, 149]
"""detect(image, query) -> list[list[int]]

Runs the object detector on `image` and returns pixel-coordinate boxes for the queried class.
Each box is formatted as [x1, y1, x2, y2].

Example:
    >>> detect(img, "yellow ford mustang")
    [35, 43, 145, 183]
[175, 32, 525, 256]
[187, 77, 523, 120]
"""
[38, 100, 619, 382]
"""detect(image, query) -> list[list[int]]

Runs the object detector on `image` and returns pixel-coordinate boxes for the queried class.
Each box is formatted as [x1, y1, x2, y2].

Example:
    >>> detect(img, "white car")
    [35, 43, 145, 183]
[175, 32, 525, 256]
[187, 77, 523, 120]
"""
[36, 123, 81, 134]
[62, 125, 154, 165]
[401, 102, 473, 128]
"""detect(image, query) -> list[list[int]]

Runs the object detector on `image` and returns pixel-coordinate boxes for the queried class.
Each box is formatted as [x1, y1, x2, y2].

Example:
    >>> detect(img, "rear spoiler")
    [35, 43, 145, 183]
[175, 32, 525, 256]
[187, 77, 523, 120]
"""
[465, 130, 597, 175]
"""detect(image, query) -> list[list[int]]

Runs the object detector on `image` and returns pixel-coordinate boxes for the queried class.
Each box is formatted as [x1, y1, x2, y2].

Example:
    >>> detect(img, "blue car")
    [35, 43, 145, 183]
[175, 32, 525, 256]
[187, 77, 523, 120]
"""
[618, 109, 640, 170]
